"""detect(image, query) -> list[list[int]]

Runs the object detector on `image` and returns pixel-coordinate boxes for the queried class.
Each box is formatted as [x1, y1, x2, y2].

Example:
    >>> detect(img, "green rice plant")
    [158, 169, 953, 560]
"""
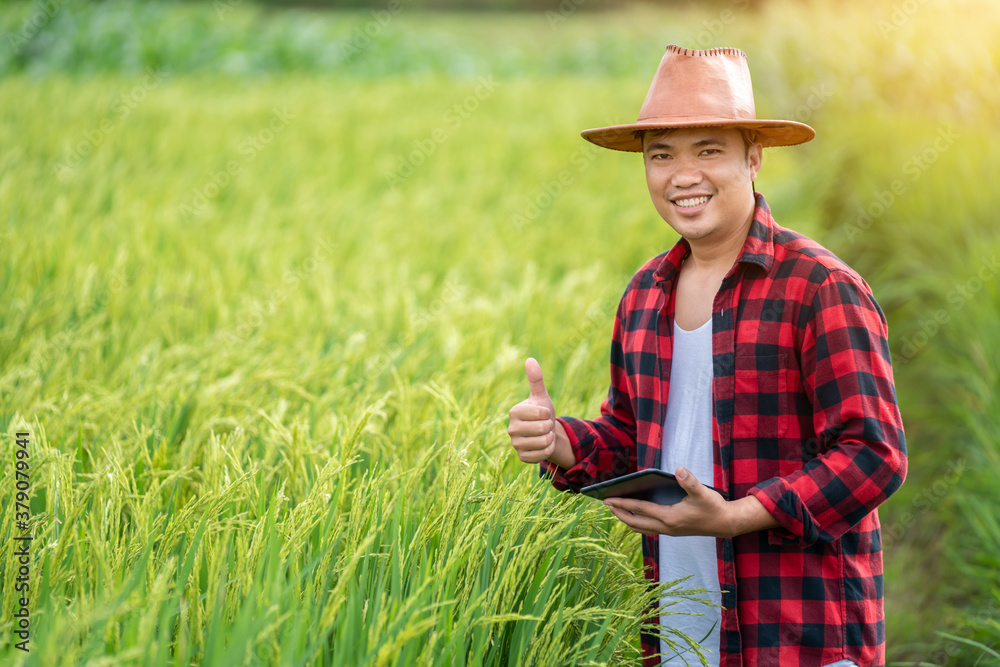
[0, 416, 714, 665]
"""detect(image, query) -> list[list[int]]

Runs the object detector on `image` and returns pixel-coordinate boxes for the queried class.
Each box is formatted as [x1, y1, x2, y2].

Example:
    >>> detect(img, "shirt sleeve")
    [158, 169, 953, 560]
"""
[749, 269, 907, 546]
[540, 290, 639, 492]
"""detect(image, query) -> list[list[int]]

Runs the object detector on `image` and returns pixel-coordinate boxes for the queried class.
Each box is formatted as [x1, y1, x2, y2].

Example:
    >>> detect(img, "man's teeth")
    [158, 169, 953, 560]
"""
[675, 196, 709, 208]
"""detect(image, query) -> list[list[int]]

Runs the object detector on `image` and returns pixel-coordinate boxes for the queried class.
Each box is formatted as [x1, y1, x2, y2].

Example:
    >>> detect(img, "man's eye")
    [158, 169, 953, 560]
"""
[652, 153, 672, 160]
[701, 149, 720, 155]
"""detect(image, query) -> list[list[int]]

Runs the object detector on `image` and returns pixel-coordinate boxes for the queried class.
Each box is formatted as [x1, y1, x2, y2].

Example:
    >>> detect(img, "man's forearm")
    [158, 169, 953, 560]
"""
[545, 421, 577, 470]
[728, 494, 781, 537]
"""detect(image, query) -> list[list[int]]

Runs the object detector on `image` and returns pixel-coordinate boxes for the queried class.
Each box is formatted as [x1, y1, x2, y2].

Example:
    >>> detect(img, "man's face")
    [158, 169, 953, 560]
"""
[642, 127, 763, 242]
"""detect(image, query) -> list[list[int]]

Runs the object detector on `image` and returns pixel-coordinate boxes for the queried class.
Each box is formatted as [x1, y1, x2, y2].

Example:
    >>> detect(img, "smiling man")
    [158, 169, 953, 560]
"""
[507, 46, 906, 667]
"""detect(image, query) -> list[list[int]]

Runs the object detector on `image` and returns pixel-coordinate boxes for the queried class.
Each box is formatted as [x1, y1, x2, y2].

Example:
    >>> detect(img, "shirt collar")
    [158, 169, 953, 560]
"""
[653, 192, 776, 285]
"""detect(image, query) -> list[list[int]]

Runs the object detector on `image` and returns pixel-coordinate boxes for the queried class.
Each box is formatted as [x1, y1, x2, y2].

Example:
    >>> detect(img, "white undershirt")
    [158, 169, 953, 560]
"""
[658, 319, 722, 665]
[655, 321, 862, 667]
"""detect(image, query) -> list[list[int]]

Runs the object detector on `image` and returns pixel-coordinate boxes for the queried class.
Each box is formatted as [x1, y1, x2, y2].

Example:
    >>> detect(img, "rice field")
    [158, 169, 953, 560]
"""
[1, 0, 999, 664]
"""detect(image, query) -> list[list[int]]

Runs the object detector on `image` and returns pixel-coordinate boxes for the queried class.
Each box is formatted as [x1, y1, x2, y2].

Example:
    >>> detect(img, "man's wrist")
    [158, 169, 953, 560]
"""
[726, 494, 781, 537]
[545, 421, 577, 470]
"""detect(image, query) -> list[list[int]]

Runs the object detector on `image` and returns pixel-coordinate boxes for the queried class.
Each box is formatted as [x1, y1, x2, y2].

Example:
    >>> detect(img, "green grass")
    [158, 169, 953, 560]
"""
[1, 0, 999, 664]
[0, 71, 722, 666]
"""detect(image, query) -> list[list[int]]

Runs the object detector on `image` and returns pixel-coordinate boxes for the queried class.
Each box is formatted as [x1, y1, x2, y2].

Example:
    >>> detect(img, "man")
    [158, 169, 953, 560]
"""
[507, 45, 906, 667]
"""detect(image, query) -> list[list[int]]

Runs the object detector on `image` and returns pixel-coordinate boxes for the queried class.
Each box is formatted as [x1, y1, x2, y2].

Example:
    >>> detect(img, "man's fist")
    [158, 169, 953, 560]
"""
[507, 358, 574, 468]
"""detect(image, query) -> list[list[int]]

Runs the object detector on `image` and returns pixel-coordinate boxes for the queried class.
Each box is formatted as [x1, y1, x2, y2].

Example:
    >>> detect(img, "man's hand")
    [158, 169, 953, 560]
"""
[603, 466, 781, 538]
[507, 358, 576, 469]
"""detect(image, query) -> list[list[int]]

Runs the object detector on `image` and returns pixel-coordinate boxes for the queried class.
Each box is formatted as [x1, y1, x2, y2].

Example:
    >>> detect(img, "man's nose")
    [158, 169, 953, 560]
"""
[669, 158, 703, 188]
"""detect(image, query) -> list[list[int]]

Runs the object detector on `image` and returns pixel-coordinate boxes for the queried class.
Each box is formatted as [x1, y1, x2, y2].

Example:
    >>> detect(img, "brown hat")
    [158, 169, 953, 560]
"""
[581, 45, 815, 152]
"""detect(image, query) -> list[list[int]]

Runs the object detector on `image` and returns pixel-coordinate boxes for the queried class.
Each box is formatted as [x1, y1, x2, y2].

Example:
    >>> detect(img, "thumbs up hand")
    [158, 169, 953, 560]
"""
[507, 358, 575, 468]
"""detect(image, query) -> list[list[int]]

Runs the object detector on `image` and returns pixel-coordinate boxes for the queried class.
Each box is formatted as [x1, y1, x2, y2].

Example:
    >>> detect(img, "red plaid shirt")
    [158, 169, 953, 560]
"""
[542, 193, 907, 667]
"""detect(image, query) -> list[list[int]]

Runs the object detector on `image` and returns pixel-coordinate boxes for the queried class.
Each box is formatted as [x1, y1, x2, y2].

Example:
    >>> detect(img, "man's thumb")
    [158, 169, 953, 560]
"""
[525, 357, 549, 400]
[675, 467, 704, 496]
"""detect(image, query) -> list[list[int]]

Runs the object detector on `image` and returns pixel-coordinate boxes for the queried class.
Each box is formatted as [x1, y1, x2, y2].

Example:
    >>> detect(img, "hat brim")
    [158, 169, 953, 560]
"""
[580, 118, 815, 152]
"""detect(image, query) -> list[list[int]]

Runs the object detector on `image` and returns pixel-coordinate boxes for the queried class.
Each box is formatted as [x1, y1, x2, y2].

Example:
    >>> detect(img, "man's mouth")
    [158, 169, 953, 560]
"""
[671, 194, 712, 210]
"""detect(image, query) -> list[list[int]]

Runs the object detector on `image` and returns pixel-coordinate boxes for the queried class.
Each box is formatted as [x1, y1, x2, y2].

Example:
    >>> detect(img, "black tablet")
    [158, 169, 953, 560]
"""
[580, 469, 729, 505]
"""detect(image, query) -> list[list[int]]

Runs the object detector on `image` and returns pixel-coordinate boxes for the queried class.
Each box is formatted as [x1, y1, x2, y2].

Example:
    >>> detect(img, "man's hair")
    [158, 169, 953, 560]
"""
[635, 127, 760, 156]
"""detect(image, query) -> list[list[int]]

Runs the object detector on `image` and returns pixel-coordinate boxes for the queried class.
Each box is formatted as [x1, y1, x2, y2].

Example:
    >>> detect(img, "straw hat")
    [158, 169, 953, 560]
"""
[581, 45, 815, 152]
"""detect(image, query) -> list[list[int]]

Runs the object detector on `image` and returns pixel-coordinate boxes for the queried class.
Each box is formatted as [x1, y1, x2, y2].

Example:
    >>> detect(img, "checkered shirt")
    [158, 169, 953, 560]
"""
[541, 193, 907, 667]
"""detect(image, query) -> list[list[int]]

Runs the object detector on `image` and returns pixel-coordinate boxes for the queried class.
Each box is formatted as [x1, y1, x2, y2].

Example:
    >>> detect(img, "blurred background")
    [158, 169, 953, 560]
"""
[2, 0, 999, 665]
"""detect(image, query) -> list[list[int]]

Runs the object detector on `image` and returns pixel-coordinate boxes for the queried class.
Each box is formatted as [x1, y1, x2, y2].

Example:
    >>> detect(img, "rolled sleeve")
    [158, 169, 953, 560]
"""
[749, 270, 907, 546]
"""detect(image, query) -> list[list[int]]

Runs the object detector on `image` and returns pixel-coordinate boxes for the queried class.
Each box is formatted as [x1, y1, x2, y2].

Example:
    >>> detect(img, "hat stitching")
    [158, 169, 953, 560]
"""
[666, 44, 746, 59]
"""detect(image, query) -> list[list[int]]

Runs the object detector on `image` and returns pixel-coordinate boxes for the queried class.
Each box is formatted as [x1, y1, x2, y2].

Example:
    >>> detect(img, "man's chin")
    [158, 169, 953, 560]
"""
[662, 216, 717, 241]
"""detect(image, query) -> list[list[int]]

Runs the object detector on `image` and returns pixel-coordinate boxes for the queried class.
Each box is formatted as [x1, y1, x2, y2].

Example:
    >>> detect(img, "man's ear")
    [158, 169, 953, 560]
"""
[748, 143, 763, 181]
